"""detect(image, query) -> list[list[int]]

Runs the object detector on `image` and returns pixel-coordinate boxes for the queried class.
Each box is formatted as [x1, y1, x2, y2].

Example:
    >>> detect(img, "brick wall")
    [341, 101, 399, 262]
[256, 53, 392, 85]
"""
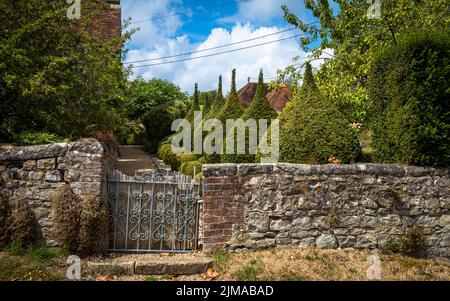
[202, 163, 450, 258]
[89, 0, 121, 41]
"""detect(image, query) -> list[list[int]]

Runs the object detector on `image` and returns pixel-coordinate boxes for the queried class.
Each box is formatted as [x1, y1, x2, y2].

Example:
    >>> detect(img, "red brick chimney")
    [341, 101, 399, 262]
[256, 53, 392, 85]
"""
[89, 0, 121, 41]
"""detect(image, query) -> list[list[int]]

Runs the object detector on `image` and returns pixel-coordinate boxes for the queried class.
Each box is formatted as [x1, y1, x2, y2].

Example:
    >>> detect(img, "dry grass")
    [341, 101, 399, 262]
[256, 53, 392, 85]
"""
[217, 247, 450, 281]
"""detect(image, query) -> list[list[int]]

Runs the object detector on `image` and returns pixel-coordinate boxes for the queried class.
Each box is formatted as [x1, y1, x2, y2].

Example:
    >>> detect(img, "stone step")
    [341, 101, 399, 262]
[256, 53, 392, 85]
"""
[87, 257, 212, 275]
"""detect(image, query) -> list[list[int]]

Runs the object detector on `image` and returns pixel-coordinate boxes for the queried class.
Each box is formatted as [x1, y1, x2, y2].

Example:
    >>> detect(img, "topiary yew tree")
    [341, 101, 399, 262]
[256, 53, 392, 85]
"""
[203, 69, 245, 163]
[202, 93, 211, 116]
[185, 83, 201, 124]
[278, 63, 361, 164]
[222, 69, 278, 163]
[203, 75, 225, 121]
[369, 31, 450, 166]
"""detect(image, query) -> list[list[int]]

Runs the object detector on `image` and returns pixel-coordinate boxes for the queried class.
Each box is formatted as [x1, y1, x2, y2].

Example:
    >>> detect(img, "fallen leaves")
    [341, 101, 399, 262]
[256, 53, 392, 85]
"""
[203, 267, 220, 280]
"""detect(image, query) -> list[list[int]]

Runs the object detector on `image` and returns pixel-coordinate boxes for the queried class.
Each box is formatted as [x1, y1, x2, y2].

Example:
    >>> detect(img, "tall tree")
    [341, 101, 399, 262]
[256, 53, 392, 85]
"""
[0, 0, 134, 140]
[203, 75, 224, 121]
[279, 0, 450, 123]
[185, 83, 200, 124]
[222, 69, 278, 163]
[128, 77, 188, 152]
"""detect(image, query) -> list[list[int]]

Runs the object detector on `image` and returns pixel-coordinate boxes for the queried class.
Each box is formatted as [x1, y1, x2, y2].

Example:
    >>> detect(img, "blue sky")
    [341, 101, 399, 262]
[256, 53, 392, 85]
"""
[121, 0, 328, 94]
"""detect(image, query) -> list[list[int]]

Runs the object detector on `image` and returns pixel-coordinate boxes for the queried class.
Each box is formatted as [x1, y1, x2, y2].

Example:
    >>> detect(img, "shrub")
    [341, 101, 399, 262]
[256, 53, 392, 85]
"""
[0, 193, 11, 246]
[93, 131, 119, 154]
[202, 93, 211, 116]
[177, 153, 198, 165]
[52, 186, 81, 252]
[203, 75, 225, 121]
[78, 196, 108, 255]
[157, 144, 172, 160]
[276, 63, 361, 164]
[179, 161, 202, 177]
[381, 226, 425, 257]
[369, 31, 450, 166]
[185, 83, 201, 124]
[204, 69, 245, 163]
[12, 131, 64, 145]
[222, 69, 278, 163]
[163, 148, 181, 171]
[9, 197, 36, 247]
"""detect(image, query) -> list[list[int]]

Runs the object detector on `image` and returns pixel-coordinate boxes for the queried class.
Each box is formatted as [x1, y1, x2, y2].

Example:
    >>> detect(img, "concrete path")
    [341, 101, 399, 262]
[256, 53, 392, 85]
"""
[116, 145, 160, 176]
[87, 253, 212, 275]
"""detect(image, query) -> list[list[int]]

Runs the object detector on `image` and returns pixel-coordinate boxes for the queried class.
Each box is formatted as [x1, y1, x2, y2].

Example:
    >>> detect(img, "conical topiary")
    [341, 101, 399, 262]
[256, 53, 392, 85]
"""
[203, 75, 224, 121]
[222, 69, 278, 163]
[216, 69, 245, 123]
[202, 93, 211, 116]
[185, 83, 200, 124]
[203, 70, 245, 163]
[275, 62, 361, 164]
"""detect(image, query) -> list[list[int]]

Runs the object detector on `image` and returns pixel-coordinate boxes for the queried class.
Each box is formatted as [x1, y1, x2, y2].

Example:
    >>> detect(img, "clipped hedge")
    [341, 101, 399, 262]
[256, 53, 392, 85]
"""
[177, 153, 198, 164]
[185, 83, 201, 124]
[52, 185, 81, 252]
[179, 161, 202, 177]
[157, 144, 171, 160]
[222, 69, 278, 163]
[277, 63, 361, 164]
[203, 75, 225, 121]
[10, 197, 36, 247]
[204, 69, 245, 163]
[163, 148, 181, 171]
[78, 196, 108, 255]
[368, 31, 450, 166]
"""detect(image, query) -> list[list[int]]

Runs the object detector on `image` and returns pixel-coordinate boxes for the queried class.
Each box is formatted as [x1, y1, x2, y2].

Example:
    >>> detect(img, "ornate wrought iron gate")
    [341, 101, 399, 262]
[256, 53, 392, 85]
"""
[106, 170, 201, 252]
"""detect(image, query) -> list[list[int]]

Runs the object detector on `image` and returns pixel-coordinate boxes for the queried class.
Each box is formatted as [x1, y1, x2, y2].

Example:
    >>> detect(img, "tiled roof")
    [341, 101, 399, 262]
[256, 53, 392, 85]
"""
[236, 82, 291, 112]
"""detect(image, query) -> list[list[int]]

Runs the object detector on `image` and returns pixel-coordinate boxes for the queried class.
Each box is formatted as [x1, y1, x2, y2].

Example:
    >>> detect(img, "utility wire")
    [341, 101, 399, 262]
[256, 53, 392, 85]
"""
[125, 21, 319, 64]
[128, 0, 245, 25]
[124, 27, 299, 64]
[130, 33, 307, 68]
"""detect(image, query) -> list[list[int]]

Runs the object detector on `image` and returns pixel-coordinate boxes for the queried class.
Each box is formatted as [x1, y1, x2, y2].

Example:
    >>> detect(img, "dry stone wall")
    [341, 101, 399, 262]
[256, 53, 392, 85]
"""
[202, 163, 450, 258]
[0, 139, 115, 247]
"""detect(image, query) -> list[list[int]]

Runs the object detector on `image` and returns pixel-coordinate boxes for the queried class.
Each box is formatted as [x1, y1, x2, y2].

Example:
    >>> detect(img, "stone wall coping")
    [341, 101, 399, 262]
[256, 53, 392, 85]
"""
[0, 138, 104, 161]
[202, 163, 449, 177]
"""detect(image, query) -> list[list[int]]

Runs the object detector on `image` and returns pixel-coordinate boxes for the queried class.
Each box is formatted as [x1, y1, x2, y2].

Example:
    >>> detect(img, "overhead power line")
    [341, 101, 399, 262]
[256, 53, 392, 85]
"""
[130, 33, 307, 68]
[124, 27, 299, 64]
[128, 0, 245, 25]
[124, 21, 319, 65]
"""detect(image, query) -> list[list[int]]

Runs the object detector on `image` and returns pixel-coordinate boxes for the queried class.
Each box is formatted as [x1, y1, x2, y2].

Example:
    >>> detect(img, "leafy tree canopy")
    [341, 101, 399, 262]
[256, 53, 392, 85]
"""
[0, 0, 134, 141]
[128, 77, 188, 151]
[278, 0, 450, 124]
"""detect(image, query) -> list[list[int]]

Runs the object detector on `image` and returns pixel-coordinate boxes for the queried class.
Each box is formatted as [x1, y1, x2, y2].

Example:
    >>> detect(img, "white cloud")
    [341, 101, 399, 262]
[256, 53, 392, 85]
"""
[129, 23, 310, 94]
[122, 0, 185, 47]
[217, 0, 310, 25]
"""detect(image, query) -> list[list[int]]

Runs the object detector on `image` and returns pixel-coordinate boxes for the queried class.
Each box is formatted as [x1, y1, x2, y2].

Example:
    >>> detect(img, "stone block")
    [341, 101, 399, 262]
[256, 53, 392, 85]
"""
[45, 170, 62, 182]
[37, 158, 56, 170]
[28, 171, 45, 181]
[316, 234, 337, 248]
[65, 169, 80, 182]
[22, 160, 36, 170]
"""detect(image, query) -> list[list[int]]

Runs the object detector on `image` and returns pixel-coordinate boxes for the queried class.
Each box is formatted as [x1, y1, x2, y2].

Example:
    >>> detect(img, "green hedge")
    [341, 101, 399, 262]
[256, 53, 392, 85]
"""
[368, 31, 450, 166]
[163, 149, 181, 170]
[179, 161, 202, 177]
[204, 69, 245, 163]
[177, 153, 198, 164]
[203, 75, 224, 121]
[157, 144, 171, 159]
[222, 69, 277, 163]
[277, 63, 361, 164]
[185, 83, 200, 124]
